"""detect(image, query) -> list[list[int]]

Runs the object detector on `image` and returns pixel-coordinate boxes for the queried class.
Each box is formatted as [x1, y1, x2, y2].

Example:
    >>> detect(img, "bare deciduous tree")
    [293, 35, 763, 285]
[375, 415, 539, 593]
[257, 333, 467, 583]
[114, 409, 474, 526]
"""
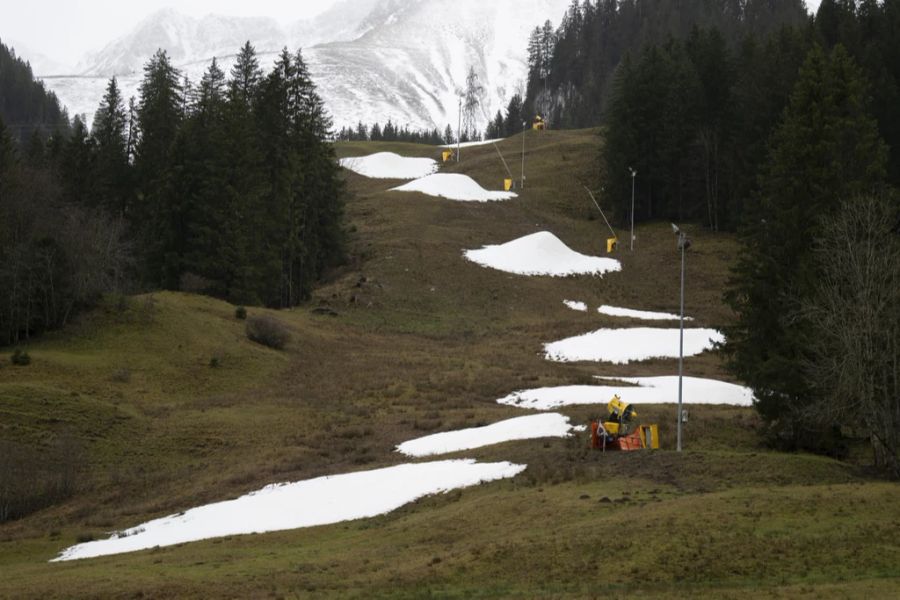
[803, 193, 900, 476]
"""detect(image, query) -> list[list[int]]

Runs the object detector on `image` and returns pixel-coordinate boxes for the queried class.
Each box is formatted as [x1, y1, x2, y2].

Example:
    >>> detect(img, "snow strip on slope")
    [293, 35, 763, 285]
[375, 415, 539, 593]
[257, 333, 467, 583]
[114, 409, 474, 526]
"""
[339, 152, 438, 179]
[391, 173, 516, 202]
[52, 460, 525, 562]
[564, 300, 588, 312]
[465, 232, 622, 277]
[497, 376, 754, 410]
[441, 139, 505, 149]
[598, 305, 693, 321]
[544, 327, 724, 364]
[396, 413, 574, 457]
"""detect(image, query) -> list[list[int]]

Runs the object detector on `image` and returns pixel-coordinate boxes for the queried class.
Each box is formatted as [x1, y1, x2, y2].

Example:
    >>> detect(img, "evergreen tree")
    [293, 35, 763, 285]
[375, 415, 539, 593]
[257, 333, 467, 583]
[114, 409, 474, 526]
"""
[92, 77, 130, 216]
[0, 116, 16, 189]
[134, 49, 184, 288]
[181, 58, 229, 296]
[0, 41, 70, 143]
[60, 116, 96, 208]
[726, 44, 888, 440]
[218, 42, 268, 303]
[503, 93, 524, 136]
[686, 28, 735, 231]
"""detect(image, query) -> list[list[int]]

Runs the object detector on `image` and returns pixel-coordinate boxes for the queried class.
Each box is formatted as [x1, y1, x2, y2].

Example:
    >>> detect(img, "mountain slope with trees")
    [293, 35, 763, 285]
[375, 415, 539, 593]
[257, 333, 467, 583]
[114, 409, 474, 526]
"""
[0, 40, 70, 144]
[0, 41, 345, 345]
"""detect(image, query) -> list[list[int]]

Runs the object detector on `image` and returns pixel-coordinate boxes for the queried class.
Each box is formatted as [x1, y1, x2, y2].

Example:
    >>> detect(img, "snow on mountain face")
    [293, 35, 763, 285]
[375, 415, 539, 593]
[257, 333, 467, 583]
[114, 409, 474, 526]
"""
[39, 1, 570, 132]
[309, 0, 570, 131]
[76, 9, 287, 77]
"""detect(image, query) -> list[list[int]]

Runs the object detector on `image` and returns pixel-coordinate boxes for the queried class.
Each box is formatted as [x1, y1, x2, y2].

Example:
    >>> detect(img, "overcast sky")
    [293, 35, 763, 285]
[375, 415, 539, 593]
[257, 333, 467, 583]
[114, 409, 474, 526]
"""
[1, 1, 343, 65]
[4, 0, 823, 67]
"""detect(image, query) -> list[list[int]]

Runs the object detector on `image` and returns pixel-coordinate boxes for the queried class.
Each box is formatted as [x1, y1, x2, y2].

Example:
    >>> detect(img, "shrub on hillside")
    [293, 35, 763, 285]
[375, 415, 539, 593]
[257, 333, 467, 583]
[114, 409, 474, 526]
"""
[234, 306, 247, 320]
[0, 437, 81, 523]
[110, 368, 131, 383]
[245, 315, 290, 350]
[10, 349, 30, 366]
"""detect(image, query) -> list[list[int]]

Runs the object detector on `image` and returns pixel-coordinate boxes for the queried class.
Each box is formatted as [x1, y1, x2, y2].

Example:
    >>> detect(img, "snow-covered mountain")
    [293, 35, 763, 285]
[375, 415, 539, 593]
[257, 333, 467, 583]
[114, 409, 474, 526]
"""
[75, 9, 287, 77]
[36, 0, 570, 132]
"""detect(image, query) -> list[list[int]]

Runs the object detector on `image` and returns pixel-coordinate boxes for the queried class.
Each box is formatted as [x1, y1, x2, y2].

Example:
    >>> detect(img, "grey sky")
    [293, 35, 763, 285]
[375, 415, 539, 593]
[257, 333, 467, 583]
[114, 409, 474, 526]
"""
[4, 0, 823, 68]
[1, 1, 341, 66]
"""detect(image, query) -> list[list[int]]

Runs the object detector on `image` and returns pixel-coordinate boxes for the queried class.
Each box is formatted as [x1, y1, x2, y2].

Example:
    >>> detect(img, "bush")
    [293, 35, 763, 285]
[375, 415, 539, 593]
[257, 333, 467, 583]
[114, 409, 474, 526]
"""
[234, 306, 247, 320]
[245, 315, 290, 350]
[110, 368, 131, 383]
[10, 349, 30, 366]
[0, 437, 82, 523]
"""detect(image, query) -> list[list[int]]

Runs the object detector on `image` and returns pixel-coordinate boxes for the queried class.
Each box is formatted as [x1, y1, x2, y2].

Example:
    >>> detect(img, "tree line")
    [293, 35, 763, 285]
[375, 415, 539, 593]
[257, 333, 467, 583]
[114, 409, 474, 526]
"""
[336, 120, 448, 145]
[0, 41, 346, 345]
[0, 40, 70, 144]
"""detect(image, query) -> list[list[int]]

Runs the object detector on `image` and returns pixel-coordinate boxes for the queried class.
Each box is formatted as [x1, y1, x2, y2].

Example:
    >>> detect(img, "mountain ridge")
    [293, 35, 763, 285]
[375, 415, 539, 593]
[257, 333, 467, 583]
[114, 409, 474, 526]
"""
[36, 0, 570, 132]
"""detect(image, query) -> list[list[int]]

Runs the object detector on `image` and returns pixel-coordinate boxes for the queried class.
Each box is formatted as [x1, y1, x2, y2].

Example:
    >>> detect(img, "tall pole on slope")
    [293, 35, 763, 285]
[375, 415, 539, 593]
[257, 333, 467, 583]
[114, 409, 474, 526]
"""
[457, 97, 462, 163]
[521, 121, 527, 190]
[629, 168, 637, 252]
[672, 223, 691, 453]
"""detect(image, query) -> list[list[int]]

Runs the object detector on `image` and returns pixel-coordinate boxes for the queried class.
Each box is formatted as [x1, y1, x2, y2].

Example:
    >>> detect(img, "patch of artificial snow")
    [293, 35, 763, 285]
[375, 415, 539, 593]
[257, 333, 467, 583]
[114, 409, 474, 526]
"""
[391, 173, 516, 202]
[339, 152, 438, 179]
[544, 328, 724, 364]
[497, 376, 755, 410]
[598, 305, 693, 321]
[564, 300, 588, 312]
[396, 413, 575, 457]
[440, 138, 505, 149]
[52, 460, 525, 562]
[464, 232, 622, 277]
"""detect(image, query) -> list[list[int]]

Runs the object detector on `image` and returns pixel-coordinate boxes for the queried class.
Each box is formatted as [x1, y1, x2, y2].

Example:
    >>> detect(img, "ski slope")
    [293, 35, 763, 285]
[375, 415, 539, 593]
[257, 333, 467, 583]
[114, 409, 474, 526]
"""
[464, 232, 622, 277]
[497, 376, 755, 410]
[392, 173, 516, 202]
[544, 328, 724, 364]
[340, 152, 438, 179]
[54, 460, 525, 561]
[396, 413, 575, 457]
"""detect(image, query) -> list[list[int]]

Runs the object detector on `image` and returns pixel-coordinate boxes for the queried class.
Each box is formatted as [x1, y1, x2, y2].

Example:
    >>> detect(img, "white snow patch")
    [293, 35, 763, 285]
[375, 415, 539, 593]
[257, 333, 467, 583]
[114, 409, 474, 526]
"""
[497, 376, 755, 410]
[465, 232, 622, 277]
[564, 300, 588, 312]
[441, 138, 505, 149]
[598, 305, 693, 321]
[544, 328, 724, 364]
[396, 413, 575, 458]
[52, 460, 525, 562]
[391, 173, 516, 202]
[339, 152, 438, 179]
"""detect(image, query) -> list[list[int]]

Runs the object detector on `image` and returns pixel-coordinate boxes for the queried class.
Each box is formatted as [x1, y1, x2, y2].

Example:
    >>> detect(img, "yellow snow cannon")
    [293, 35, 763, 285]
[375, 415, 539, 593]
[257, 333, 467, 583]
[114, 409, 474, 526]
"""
[590, 395, 659, 451]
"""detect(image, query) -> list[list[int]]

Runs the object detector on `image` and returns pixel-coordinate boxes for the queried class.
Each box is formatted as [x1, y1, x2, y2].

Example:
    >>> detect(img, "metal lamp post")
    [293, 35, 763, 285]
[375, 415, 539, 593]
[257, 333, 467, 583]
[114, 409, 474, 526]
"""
[671, 223, 691, 452]
[457, 97, 462, 163]
[629, 168, 637, 251]
[521, 121, 527, 190]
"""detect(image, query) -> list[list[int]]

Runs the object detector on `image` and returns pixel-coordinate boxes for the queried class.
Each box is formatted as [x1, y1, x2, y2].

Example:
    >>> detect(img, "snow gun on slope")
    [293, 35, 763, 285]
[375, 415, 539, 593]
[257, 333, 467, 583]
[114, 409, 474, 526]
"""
[590, 395, 660, 451]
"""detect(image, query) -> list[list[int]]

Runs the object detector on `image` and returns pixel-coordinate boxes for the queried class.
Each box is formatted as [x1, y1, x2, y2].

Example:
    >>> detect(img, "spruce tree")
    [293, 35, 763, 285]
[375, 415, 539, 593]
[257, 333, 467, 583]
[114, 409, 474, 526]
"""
[134, 49, 184, 288]
[92, 77, 130, 216]
[182, 58, 229, 295]
[0, 116, 15, 189]
[60, 116, 96, 207]
[219, 42, 268, 304]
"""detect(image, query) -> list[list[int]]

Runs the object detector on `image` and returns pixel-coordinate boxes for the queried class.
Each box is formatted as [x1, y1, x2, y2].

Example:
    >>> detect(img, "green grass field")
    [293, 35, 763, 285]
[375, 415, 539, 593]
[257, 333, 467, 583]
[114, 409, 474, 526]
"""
[1, 130, 898, 598]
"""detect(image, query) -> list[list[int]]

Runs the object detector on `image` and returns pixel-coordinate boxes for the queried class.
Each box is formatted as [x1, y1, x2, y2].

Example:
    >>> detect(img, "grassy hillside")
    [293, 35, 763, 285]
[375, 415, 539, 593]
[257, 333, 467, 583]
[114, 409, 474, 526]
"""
[1, 129, 898, 598]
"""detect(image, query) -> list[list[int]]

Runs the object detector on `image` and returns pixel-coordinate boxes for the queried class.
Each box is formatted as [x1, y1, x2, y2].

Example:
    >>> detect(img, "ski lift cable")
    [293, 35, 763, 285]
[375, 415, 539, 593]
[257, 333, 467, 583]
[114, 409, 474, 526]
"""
[491, 140, 514, 180]
[583, 185, 617, 242]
